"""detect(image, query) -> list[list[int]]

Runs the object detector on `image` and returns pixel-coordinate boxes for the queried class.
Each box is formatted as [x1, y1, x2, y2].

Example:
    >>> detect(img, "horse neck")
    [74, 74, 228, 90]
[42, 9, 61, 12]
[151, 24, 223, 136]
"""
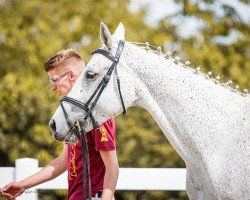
[123, 43, 249, 163]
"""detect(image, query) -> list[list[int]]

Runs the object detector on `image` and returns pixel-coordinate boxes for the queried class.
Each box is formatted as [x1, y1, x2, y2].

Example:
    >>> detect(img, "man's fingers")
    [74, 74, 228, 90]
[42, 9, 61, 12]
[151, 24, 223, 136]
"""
[1, 191, 14, 199]
[2, 183, 13, 191]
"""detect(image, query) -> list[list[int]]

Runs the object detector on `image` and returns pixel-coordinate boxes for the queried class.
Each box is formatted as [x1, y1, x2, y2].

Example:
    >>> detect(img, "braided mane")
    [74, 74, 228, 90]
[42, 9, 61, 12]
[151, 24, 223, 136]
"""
[129, 41, 249, 97]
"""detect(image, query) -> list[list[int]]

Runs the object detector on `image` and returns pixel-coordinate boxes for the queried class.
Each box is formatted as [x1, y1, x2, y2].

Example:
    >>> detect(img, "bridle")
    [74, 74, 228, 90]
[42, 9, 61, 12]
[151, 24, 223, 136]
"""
[60, 40, 126, 200]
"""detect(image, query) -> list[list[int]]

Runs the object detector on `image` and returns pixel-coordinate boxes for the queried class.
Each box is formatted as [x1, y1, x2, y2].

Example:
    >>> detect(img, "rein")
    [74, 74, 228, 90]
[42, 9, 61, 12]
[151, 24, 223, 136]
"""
[60, 40, 126, 200]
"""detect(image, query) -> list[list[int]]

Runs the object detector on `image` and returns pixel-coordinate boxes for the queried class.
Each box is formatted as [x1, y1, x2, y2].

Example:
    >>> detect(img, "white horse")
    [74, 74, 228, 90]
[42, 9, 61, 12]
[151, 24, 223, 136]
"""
[50, 22, 250, 200]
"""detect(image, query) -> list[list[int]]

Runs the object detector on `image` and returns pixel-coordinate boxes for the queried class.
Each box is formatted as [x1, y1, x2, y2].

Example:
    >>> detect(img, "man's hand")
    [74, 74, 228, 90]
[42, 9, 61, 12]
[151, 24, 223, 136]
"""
[0, 145, 68, 200]
[0, 182, 26, 199]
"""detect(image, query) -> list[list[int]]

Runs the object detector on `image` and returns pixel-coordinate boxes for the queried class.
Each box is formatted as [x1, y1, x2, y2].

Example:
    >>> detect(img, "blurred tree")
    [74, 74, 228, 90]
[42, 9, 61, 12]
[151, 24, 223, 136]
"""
[159, 0, 250, 88]
[0, 0, 249, 199]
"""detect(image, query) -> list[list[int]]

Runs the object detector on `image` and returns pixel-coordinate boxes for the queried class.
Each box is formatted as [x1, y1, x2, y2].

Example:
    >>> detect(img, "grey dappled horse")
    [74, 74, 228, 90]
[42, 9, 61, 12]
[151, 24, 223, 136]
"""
[50, 22, 250, 200]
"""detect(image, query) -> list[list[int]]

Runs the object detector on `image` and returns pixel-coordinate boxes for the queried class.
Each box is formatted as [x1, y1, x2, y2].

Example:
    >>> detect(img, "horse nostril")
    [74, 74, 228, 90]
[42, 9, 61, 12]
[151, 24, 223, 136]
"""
[49, 119, 57, 132]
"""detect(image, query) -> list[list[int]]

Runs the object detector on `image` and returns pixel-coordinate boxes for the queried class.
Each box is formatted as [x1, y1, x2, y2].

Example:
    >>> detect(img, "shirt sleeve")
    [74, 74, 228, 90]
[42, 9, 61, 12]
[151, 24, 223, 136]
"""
[94, 118, 116, 151]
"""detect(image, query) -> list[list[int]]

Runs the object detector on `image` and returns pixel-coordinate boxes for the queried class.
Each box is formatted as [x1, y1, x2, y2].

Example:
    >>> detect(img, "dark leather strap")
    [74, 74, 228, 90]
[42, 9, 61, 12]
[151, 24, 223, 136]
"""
[81, 129, 92, 200]
[90, 40, 126, 116]
[61, 97, 99, 130]
[114, 63, 126, 116]
[60, 102, 80, 139]
[91, 49, 118, 63]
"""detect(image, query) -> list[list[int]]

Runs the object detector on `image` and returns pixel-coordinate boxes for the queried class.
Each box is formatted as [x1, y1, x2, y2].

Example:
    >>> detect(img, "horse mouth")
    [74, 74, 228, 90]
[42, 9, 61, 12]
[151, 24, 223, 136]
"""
[53, 131, 79, 144]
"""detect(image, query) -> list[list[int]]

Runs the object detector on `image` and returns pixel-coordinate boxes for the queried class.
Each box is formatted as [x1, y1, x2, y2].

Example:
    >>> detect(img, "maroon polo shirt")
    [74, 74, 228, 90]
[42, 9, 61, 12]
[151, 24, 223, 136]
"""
[67, 118, 116, 200]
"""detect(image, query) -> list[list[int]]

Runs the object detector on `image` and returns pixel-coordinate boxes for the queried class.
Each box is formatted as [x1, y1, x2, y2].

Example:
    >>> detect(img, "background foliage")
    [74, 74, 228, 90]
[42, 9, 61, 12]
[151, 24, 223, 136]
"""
[0, 0, 249, 199]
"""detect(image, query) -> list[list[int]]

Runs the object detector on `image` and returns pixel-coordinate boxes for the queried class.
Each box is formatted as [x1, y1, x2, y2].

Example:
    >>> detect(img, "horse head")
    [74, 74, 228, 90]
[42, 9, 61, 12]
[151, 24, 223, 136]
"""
[49, 22, 138, 143]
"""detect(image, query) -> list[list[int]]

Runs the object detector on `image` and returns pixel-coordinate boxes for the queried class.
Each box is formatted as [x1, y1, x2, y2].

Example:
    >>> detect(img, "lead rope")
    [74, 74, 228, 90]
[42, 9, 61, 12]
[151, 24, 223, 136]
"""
[76, 120, 92, 200]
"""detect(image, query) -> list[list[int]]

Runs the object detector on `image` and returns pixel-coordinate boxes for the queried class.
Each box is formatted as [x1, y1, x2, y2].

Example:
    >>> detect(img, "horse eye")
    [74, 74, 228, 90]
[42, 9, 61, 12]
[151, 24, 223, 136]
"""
[86, 71, 97, 79]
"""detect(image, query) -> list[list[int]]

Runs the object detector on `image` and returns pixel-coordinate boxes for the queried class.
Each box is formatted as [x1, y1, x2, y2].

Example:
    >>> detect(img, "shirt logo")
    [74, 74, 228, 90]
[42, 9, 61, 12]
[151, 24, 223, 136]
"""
[100, 126, 109, 142]
[69, 144, 78, 180]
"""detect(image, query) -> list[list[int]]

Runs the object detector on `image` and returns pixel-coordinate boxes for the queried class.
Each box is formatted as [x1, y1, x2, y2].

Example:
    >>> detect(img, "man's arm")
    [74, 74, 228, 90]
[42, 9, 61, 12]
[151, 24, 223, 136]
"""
[100, 150, 119, 200]
[0, 144, 68, 199]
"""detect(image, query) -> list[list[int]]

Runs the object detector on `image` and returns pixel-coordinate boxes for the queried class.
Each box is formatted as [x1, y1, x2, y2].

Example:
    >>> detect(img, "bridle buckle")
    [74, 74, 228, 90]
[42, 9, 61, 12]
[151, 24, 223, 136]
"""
[74, 120, 82, 132]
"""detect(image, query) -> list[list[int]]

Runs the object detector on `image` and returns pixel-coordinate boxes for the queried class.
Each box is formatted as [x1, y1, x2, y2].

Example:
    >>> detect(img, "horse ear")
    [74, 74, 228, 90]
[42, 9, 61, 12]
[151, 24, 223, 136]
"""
[112, 22, 125, 40]
[100, 22, 112, 50]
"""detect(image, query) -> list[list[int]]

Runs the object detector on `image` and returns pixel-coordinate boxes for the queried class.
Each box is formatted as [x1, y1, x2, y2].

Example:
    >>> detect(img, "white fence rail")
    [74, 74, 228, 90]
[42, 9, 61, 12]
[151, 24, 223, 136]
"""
[0, 158, 186, 200]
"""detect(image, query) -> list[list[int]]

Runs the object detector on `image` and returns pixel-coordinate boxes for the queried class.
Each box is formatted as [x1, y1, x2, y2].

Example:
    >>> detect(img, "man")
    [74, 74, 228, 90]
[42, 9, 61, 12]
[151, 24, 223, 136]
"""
[0, 49, 119, 200]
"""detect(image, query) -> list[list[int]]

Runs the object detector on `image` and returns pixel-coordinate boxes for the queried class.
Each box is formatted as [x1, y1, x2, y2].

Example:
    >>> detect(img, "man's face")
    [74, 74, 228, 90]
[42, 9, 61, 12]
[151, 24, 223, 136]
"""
[47, 66, 76, 96]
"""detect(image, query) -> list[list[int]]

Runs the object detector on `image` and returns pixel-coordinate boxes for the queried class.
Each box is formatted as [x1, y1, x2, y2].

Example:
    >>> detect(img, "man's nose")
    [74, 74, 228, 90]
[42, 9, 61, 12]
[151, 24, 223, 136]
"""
[49, 119, 57, 133]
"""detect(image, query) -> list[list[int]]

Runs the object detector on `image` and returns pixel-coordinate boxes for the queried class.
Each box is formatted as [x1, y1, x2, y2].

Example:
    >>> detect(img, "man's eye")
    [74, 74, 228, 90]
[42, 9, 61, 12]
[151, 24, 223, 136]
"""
[86, 71, 97, 79]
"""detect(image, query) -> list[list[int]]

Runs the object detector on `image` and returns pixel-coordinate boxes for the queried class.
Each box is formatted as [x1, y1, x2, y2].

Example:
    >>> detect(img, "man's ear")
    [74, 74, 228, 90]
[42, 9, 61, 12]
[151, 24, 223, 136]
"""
[68, 71, 76, 81]
[100, 22, 112, 50]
